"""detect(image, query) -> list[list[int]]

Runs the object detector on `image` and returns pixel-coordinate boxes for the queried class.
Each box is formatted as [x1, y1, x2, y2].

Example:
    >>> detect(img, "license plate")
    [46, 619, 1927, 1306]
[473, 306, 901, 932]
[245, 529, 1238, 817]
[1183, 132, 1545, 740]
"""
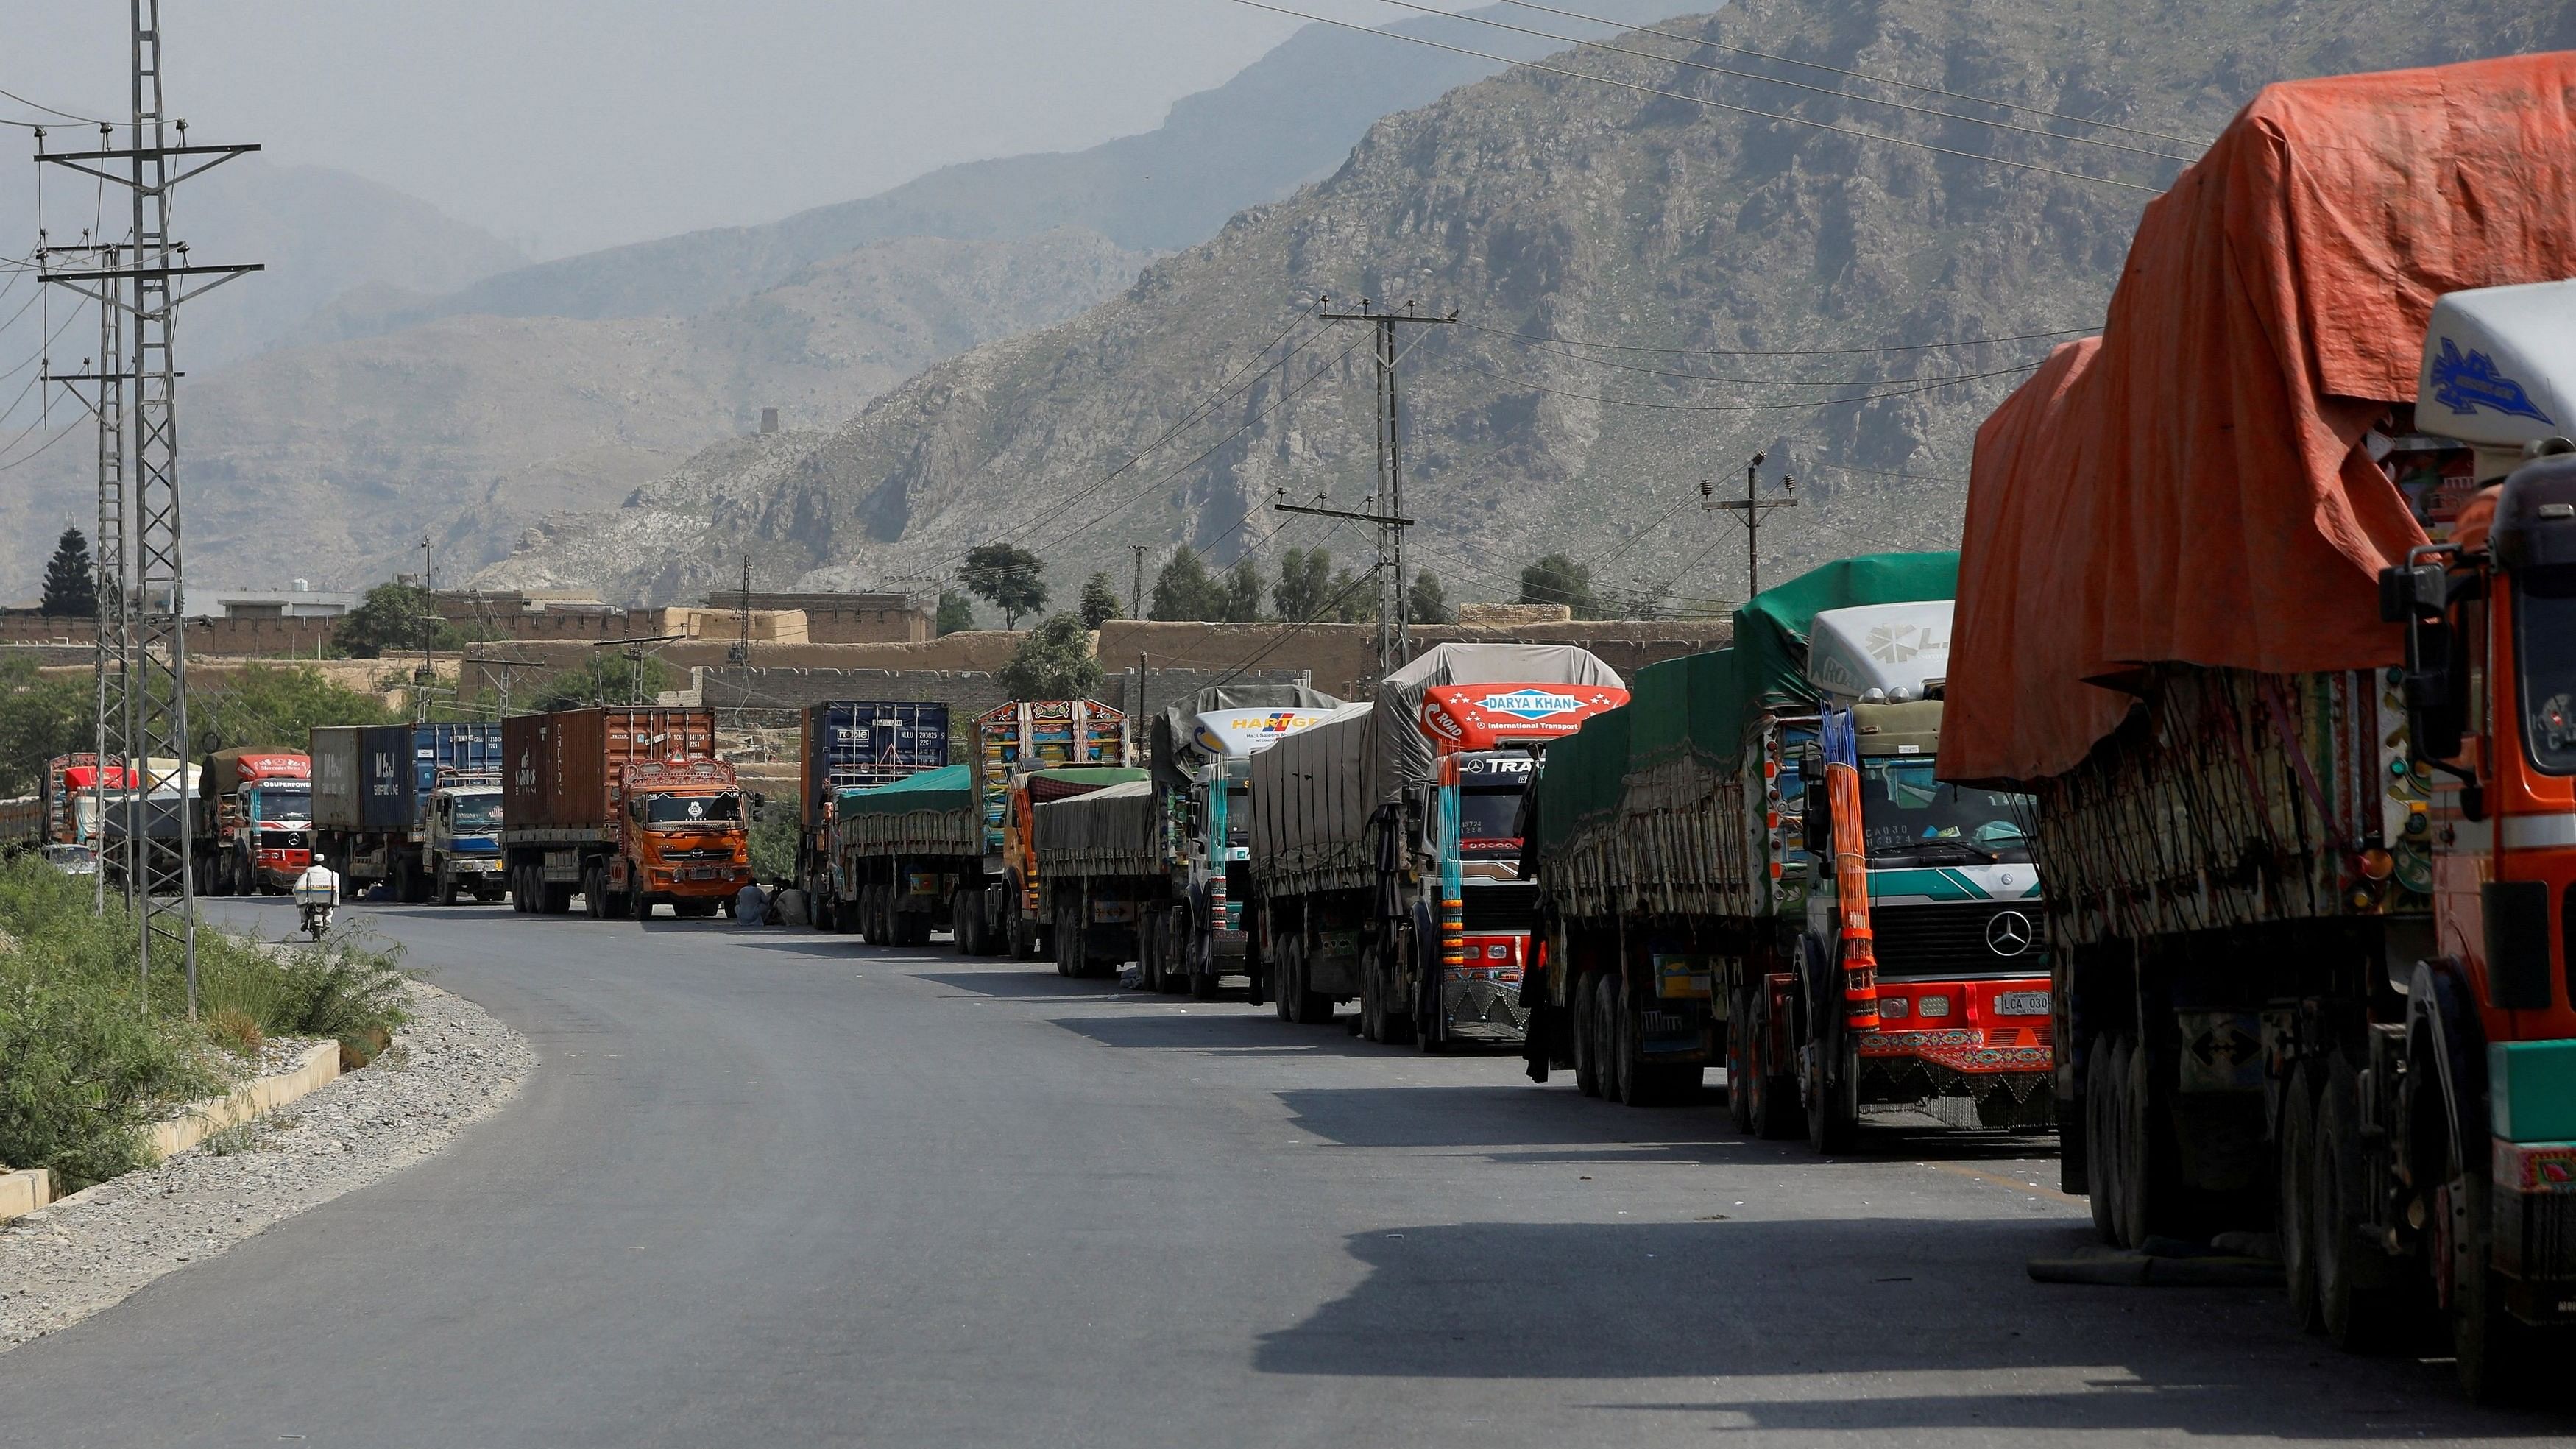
[1995, 990, 2053, 1017]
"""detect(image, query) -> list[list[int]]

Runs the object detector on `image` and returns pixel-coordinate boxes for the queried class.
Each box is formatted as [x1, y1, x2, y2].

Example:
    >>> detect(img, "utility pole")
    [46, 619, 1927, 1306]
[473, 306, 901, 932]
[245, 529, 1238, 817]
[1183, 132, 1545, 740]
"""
[40, 229, 132, 915]
[1130, 544, 1149, 622]
[1702, 452, 1797, 602]
[1314, 297, 1454, 681]
[38, 3, 262, 1018]
[730, 553, 752, 665]
[415, 539, 436, 723]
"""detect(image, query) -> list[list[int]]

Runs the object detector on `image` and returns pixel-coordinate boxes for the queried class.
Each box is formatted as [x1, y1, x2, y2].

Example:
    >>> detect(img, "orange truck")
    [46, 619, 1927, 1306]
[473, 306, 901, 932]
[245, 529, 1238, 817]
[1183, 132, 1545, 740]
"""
[500, 706, 751, 918]
[1945, 55, 2576, 1399]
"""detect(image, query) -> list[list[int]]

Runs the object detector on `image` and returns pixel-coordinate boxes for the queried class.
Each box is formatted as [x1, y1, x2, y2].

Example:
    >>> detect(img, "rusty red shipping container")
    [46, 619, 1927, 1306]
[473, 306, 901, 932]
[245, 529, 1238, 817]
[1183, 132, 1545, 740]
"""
[502, 707, 718, 833]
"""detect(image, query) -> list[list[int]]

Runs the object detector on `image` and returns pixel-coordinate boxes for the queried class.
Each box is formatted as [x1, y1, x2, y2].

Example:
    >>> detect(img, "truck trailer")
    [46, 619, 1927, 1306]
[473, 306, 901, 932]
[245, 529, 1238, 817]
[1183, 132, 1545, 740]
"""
[1942, 54, 2576, 1399]
[1526, 556, 2053, 1141]
[1247, 644, 1626, 1047]
[500, 706, 750, 918]
[1032, 687, 1355, 996]
[311, 724, 503, 903]
[793, 701, 949, 931]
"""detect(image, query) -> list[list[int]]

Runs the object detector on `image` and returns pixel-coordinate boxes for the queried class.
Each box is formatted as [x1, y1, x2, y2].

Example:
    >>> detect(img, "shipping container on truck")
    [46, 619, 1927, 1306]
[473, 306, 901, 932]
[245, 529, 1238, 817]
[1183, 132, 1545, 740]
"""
[794, 701, 949, 930]
[1246, 644, 1626, 1047]
[191, 748, 313, 896]
[311, 724, 503, 904]
[500, 706, 748, 918]
[1941, 54, 2576, 1400]
[1524, 557, 2053, 1140]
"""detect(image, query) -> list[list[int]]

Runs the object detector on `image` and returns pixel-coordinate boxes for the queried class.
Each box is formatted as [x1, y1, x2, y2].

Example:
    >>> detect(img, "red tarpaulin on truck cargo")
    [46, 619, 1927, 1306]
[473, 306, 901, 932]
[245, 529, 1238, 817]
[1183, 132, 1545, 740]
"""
[1943, 52, 2576, 786]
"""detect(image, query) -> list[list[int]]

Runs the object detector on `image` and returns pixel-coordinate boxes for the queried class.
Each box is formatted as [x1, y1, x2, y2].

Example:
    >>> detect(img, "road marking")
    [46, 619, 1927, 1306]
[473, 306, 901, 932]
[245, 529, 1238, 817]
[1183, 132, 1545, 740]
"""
[1920, 1159, 2083, 1204]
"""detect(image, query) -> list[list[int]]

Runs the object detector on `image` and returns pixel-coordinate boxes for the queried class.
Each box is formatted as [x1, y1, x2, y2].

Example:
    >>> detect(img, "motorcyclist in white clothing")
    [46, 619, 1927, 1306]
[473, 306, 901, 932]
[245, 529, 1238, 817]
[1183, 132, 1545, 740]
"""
[293, 855, 341, 940]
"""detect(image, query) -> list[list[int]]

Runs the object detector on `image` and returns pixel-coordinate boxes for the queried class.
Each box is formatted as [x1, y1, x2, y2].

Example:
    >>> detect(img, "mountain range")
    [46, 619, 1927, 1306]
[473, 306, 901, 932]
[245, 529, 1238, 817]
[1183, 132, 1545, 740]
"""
[484, 0, 2576, 614]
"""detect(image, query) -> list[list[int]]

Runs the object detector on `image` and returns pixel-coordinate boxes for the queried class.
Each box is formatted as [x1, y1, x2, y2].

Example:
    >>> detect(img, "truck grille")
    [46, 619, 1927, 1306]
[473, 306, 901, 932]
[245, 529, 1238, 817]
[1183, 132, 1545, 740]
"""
[1461, 884, 1540, 934]
[1870, 902, 2047, 979]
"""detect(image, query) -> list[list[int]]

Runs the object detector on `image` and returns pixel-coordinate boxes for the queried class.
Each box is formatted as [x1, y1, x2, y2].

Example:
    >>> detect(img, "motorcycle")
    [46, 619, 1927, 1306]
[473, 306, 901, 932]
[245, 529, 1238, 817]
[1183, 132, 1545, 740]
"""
[293, 865, 340, 942]
[299, 900, 334, 940]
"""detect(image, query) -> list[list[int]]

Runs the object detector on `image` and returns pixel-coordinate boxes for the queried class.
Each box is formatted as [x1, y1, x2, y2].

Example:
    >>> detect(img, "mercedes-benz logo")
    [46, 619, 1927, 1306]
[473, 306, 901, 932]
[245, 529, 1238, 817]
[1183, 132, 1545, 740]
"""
[1985, 910, 2034, 957]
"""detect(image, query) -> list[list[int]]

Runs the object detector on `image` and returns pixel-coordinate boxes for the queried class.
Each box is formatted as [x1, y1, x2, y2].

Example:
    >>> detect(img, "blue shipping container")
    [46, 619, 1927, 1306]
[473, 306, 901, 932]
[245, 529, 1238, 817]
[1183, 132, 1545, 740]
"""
[356, 723, 504, 832]
[804, 702, 949, 821]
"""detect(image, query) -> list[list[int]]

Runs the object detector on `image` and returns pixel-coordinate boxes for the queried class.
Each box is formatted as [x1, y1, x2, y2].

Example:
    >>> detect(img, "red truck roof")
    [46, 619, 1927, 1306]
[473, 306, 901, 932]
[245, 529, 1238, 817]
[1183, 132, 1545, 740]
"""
[1418, 683, 1630, 754]
[1945, 53, 2576, 786]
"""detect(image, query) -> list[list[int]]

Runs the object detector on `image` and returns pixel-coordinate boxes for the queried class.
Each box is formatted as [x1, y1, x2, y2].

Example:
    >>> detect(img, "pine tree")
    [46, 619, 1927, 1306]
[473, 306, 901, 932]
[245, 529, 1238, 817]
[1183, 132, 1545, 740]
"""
[935, 590, 976, 635]
[1078, 572, 1124, 628]
[39, 526, 96, 618]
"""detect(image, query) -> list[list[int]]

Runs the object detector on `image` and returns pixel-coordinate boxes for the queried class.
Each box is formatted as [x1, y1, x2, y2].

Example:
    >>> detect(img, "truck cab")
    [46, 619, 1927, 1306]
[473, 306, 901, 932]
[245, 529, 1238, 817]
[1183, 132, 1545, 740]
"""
[1410, 682, 1626, 1046]
[199, 750, 313, 896]
[1788, 602, 2054, 1144]
[610, 762, 751, 918]
[427, 783, 506, 904]
[2375, 279, 2576, 1361]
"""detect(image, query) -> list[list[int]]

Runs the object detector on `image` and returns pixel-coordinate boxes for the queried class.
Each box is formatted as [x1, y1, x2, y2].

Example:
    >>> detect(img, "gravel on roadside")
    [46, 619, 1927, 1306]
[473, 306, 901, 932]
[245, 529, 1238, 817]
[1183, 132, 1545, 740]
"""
[0, 979, 531, 1352]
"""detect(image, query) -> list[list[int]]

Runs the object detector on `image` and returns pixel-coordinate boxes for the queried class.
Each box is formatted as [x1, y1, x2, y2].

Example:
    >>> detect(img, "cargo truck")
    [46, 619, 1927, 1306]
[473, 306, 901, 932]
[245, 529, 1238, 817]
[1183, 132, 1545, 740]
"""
[500, 706, 749, 918]
[1525, 558, 2053, 1141]
[43, 753, 130, 859]
[793, 701, 949, 931]
[1942, 55, 2576, 1399]
[0, 796, 42, 854]
[311, 724, 503, 904]
[972, 700, 1130, 954]
[1028, 687, 1356, 993]
[1247, 644, 1625, 1046]
[832, 763, 985, 947]
[191, 748, 312, 896]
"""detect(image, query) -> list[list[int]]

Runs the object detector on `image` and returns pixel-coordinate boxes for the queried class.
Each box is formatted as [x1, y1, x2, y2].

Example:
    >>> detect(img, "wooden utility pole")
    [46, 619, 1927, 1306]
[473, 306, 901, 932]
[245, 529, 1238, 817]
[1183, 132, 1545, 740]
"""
[1702, 452, 1797, 600]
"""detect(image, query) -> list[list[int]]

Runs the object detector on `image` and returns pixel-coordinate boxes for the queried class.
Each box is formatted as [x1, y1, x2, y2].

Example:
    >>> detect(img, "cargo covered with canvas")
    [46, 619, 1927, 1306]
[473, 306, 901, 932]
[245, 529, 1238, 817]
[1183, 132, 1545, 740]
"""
[1034, 779, 1161, 876]
[836, 762, 982, 856]
[1248, 708, 1376, 894]
[1534, 553, 1957, 921]
[1944, 53, 2576, 787]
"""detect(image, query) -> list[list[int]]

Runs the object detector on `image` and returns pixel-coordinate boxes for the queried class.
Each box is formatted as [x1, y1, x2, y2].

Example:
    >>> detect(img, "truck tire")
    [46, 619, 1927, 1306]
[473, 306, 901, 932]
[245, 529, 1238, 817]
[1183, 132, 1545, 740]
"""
[1287, 950, 1334, 1025]
[1572, 974, 1602, 1097]
[2314, 1060, 2399, 1351]
[1726, 989, 1755, 1132]
[1273, 945, 1296, 1022]
[2444, 1126, 2535, 1402]
[584, 864, 608, 918]
[2277, 1063, 2324, 1333]
[436, 867, 460, 907]
[601, 873, 631, 919]
[1597, 974, 1630, 1102]
[1749, 987, 1802, 1141]
[2085, 1035, 2127, 1245]
[1415, 949, 1448, 1055]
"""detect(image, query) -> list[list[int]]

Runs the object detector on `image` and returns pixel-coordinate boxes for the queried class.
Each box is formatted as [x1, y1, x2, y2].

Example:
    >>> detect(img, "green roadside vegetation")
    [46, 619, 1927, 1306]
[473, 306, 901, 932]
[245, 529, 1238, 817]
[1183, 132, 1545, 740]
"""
[0, 853, 410, 1191]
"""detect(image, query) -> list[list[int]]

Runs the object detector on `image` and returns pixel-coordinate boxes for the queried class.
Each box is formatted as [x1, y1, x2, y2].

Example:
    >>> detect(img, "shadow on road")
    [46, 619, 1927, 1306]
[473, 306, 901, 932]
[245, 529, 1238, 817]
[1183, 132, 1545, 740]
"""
[916, 968, 1131, 1004]
[1253, 1219, 2557, 1438]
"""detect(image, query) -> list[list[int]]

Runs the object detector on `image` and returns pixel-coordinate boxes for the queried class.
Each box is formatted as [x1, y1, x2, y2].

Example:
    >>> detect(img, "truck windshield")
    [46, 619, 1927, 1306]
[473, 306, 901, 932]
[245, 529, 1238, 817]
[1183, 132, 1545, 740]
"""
[2516, 566, 2576, 773]
[1225, 785, 1250, 849]
[252, 788, 312, 823]
[1457, 787, 1525, 849]
[644, 791, 741, 825]
[1860, 759, 2032, 864]
[451, 796, 501, 831]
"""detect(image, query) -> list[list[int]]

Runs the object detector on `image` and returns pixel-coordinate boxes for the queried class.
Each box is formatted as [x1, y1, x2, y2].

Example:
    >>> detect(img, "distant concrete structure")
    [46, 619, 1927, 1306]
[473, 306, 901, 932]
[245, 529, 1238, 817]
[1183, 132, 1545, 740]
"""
[210, 584, 358, 620]
[1454, 602, 1572, 626]
[760, 408, 780, 434]
[693, 591, 930, 645]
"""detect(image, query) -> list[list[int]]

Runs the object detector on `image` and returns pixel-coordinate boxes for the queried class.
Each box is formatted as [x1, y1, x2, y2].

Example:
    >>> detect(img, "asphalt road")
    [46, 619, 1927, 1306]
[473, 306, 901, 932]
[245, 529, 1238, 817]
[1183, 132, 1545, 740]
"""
[2, 899, 2563, 1447]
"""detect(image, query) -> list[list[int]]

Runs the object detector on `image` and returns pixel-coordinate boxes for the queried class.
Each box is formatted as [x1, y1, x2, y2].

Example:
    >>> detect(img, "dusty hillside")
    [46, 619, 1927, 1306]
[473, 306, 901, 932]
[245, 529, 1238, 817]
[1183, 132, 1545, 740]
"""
[0, 229, 1147, 600]
[486, 0, 2575, 612]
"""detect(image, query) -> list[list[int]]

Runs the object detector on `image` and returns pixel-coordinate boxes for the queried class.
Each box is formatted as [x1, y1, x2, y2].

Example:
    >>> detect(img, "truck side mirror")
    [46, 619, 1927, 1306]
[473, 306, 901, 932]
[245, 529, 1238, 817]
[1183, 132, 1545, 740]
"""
[2379, 562, 2471, 765]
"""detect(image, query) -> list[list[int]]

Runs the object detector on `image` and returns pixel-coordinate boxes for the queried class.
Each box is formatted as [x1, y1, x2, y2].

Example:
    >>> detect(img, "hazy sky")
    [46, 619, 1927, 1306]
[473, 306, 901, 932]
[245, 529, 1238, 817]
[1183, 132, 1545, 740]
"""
[0, 0, 1394, 258]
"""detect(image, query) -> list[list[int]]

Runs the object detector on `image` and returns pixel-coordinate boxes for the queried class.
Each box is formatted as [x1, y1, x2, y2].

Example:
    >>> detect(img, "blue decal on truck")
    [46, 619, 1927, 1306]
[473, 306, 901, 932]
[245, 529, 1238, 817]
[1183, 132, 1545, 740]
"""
[2430, 339, 2553, 425]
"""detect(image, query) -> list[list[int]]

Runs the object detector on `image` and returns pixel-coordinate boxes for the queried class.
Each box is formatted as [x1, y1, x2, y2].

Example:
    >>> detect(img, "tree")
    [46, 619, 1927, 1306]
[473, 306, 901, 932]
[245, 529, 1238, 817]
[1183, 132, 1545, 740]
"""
[935, 590, 975, 636]
[997, 614, 1103, 701]
[1149, 546, 1219, 620]
[1078, 571, 1125, 628]
[0, 655, 91, 796]
[38, 527, 96, 618]
[334, 580, 462, 659]
[1217, 558, 1266, 623]
[526, 653, 676, 712]
[958, 542, 1047, 628]
[191, 663, 397, 755]
[1409, 570, 1451, 625]
[1519, 553, 1600, 619]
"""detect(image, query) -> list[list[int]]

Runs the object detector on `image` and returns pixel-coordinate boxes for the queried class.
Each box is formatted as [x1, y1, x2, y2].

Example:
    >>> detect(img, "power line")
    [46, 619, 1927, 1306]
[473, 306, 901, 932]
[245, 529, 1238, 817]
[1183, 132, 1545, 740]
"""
[1381, 0, 2197, 164]
[0, 86, 106, 124]
[1485, 332, 2028, 386]
[1453, 317, 2092, 358]
[1226, 0, 2166, 194]
[1444, 355, 2043, 411]
[1495, 0, 2207, 147]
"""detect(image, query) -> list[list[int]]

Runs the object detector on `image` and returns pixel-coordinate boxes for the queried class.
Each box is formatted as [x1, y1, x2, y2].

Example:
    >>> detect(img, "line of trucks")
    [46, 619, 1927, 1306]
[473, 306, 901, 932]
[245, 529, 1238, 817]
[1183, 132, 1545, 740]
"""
[0, 52, 2561, 1407]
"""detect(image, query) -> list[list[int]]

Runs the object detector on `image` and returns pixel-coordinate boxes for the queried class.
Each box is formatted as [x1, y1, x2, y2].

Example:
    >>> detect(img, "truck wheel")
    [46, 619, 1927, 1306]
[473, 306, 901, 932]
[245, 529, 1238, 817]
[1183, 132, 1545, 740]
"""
[436, 868, 460, 907]
[1189, 960, 1220, 1002]
[1139, 915, 1166, 992]
[1378, 950, 1416, 1047]
[2277, 1063, 2324, 1333]
[1572, 974, 1601, 1097]
[1288, 952, 1334, 1026]
[1748, 988, 1800, 1140]
[1726, 990, 1755, 1132]
[2085, 1035, 2128, 1245]
[601, 874, 631, 919]
[2443, 1128, 2535, 1402]
[1273, 947, 1296, 1023]
[584, 865, 607, 918]
[1414, 952, 1448, 1055]
[2315, 1061, 2399, 1351]
[1596, 974, 1630, 1103]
